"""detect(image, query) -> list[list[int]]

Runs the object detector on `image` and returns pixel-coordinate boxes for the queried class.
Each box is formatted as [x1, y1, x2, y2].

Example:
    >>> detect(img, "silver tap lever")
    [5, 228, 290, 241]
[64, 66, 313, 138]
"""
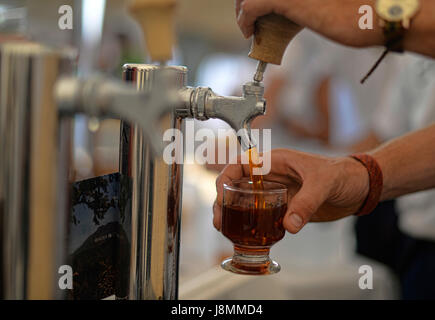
[253, 61, 268, 83]
[55, 71, 179, 155]
[178, 81, 266, 150]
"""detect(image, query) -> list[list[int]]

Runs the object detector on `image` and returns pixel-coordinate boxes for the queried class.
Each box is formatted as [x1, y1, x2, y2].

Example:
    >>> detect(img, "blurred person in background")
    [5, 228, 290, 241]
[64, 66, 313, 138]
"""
[354, 54, 435, 299]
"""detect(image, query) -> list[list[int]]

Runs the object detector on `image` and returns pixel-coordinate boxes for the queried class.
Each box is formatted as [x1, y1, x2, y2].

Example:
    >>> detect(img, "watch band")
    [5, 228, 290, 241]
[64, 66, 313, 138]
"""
[349, 154, 383, 216]
[360, 20, 406, 83]
[383, 21, 406, 52]
[361, 11, 409, 83]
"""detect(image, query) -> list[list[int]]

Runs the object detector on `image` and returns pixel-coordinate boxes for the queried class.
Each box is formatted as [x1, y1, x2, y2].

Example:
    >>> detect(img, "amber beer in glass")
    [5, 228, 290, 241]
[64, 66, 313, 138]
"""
[221, 180, 288, 275]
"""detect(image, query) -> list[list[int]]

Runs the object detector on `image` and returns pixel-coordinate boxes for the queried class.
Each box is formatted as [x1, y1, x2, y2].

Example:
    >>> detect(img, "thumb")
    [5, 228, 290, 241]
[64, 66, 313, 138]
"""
[283, 178, 329, 234]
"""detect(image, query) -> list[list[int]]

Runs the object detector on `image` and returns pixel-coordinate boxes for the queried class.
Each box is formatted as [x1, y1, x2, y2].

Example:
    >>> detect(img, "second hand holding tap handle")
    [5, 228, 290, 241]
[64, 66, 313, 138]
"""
[249, 13, 302, 82]
[129, 0, 176, 63]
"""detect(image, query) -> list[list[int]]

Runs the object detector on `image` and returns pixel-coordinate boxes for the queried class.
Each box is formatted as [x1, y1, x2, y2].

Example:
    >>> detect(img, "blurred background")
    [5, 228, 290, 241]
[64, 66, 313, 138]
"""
[3, 0, 434, 299]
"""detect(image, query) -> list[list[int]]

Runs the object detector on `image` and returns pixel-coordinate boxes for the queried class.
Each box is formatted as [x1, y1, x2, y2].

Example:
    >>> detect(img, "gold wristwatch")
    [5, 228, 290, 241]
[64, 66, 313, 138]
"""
[375, 0, 420, 52]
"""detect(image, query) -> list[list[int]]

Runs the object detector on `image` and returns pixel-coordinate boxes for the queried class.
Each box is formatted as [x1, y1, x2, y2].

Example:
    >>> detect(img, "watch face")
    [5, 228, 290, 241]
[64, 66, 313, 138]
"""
[376, 0, 420, 21]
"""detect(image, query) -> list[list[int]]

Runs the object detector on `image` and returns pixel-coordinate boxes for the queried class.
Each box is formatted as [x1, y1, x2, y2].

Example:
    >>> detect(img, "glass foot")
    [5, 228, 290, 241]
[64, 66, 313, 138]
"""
[221, 257, 280, 275]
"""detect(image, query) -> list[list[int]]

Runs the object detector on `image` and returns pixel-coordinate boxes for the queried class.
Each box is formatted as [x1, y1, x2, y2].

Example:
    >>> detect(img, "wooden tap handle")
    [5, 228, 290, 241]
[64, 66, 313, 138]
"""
[248, 13, 302, 65]
[129, 0, 176, 62]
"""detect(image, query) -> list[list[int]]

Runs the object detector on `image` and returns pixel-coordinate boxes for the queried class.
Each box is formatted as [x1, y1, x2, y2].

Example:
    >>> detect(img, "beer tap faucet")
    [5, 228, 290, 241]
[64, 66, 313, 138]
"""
[177, 82, 266, 151]
[55, 72, 267, 154]
[177, 14, 301, 151]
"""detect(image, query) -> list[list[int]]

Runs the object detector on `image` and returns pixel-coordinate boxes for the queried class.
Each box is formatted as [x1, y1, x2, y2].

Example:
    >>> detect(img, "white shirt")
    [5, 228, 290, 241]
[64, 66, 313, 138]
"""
[275, 29, 401, 148]
[373, 53, 435, 241]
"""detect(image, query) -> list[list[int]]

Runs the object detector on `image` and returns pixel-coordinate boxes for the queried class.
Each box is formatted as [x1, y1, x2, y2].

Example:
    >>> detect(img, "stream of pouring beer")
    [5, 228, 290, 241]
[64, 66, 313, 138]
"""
[247, 147, 265, 209]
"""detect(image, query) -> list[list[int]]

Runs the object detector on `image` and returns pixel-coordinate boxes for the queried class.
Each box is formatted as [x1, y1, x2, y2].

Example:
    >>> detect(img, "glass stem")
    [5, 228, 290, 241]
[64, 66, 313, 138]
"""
[232, 245, 271, 267]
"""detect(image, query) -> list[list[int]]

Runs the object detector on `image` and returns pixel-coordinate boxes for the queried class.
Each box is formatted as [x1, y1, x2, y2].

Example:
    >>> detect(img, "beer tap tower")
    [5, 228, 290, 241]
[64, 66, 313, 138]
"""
[0, 0, 301, 300]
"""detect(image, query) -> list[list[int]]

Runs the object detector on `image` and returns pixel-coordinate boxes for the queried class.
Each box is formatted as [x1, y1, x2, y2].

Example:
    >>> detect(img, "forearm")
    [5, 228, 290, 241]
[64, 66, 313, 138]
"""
[279, 0, 435, 57]
[369, 124, 435, 201]
[278, 0, 381, 46]
[404, 0, 435, 57]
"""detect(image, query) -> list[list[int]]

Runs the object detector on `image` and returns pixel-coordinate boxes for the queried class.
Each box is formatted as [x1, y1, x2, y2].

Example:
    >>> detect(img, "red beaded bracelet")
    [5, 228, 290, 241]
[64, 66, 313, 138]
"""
[349, 154, 383, 216]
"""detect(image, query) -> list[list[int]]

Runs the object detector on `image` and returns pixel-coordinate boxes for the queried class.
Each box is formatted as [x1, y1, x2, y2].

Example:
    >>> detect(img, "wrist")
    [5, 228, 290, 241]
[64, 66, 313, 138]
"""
[328, 156, 370, 216]
[342, 156, 370, 212]
[402, 0, 435, 56]
[349, 154, 383, 216]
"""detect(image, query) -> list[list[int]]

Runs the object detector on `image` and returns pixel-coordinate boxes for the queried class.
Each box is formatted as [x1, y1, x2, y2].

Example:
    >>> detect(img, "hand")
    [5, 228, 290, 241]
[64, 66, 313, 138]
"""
[213, 149, 370, 234]
[235, 0, 383, 48]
